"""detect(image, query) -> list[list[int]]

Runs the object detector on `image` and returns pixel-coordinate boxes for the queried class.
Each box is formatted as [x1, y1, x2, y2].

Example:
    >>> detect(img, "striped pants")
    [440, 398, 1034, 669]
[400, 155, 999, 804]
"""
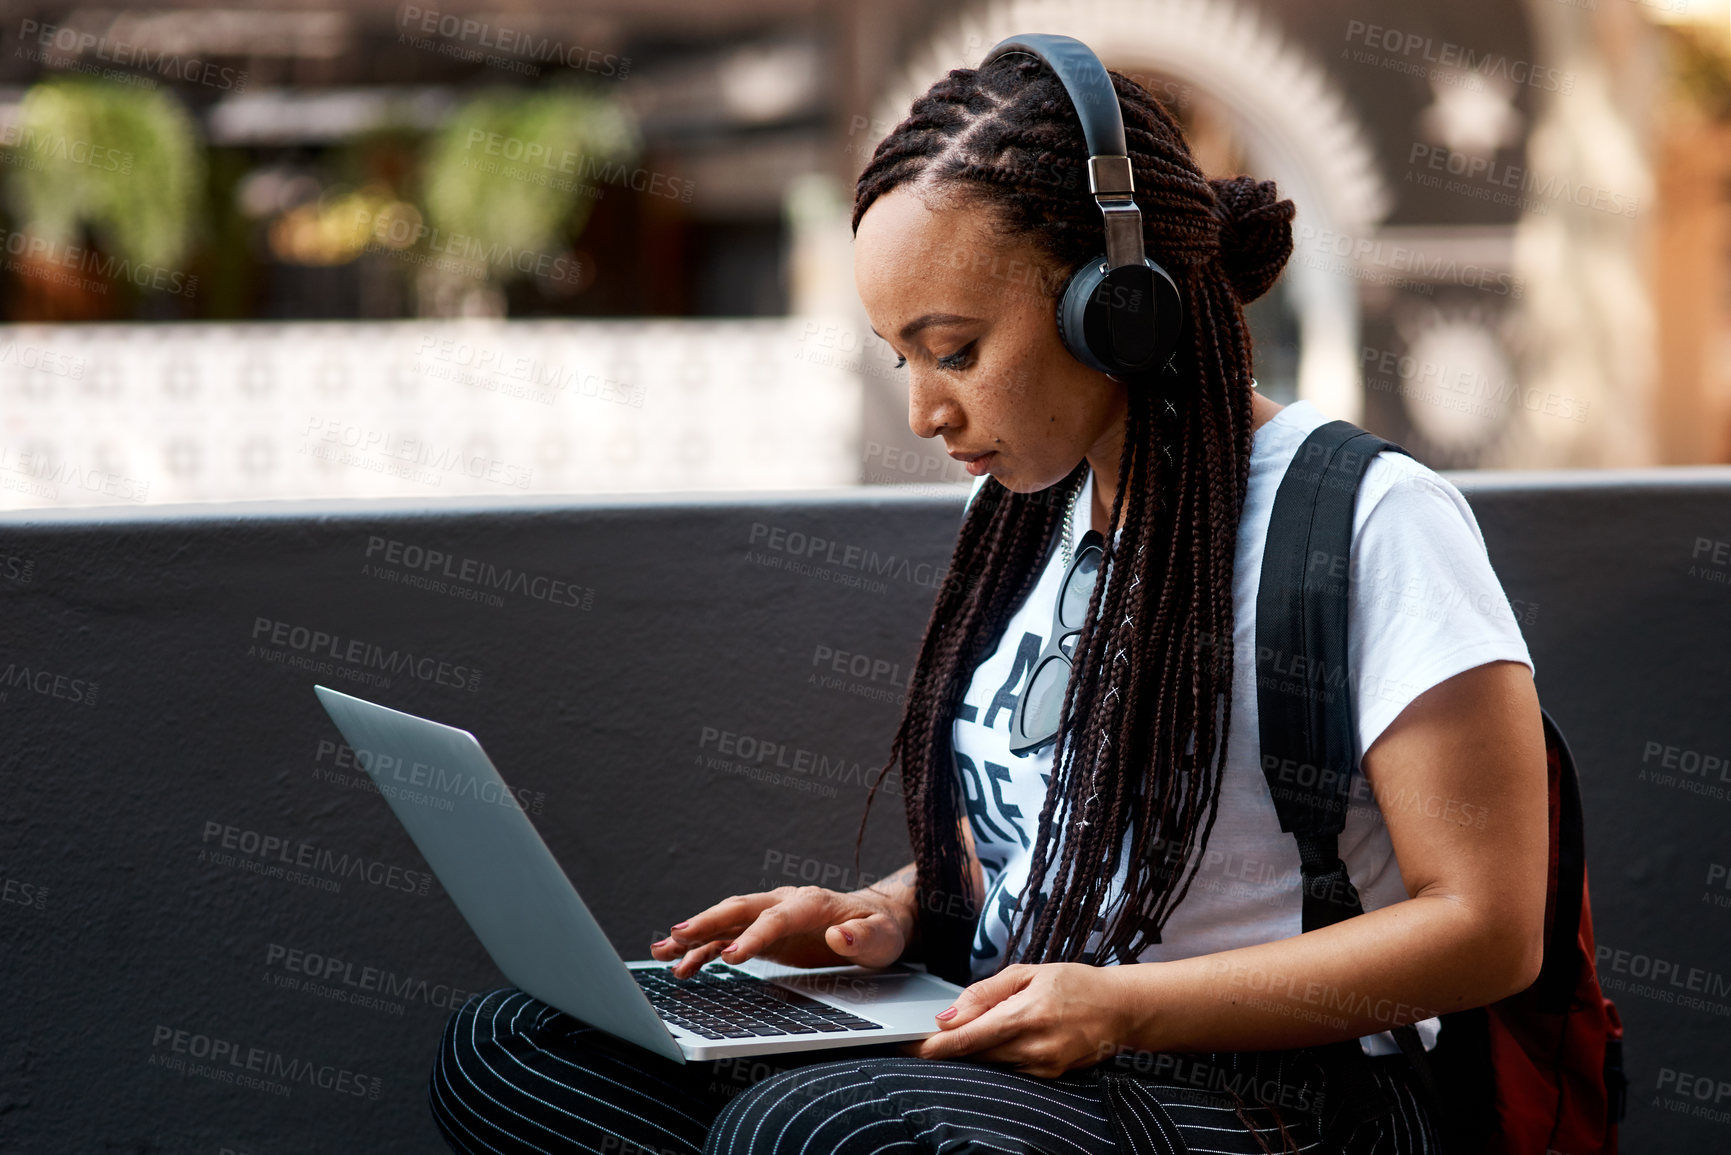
[430, 987, 1439, 1155]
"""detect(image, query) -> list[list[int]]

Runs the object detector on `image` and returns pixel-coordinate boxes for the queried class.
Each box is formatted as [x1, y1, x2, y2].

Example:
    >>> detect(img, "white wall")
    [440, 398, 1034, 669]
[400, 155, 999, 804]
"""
[0, 318, 862, 509]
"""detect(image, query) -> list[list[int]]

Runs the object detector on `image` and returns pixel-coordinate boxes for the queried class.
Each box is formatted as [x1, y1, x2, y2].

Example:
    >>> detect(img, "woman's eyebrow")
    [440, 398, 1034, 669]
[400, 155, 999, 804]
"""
[893, 312, 979, 341]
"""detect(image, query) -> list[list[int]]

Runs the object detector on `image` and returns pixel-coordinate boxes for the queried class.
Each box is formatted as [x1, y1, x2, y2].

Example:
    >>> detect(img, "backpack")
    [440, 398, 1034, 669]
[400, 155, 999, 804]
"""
[1255, 418, 1628, 1154]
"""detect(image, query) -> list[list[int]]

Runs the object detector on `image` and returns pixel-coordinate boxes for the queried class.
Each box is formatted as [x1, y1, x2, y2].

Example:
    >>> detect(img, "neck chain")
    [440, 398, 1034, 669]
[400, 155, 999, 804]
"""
[1060, 469, 1085, 573]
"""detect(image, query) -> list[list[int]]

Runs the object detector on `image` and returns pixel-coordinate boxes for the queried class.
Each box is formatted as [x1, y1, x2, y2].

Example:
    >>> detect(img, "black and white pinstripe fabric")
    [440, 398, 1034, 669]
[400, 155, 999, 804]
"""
[429, 988, 1439, 1155]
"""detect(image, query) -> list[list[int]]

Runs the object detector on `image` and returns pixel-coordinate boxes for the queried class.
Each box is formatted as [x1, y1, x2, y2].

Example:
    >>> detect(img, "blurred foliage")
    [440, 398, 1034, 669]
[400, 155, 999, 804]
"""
[4, 77, 203, 268]
[199, 148, 255, 320]
[1671, 25, 1731, 122]
[0, 79, 647, 313]
[420, 86, 638, 275]
[272, 184, 415, 266]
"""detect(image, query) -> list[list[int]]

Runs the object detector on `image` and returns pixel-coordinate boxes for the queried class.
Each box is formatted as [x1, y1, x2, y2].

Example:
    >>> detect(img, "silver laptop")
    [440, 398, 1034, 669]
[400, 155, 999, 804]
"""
[312, 685, 966, 1062]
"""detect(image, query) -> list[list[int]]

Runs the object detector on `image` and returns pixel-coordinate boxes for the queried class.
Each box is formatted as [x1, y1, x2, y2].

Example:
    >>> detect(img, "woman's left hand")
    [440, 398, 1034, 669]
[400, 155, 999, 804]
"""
[896, 962, 1135, 1077]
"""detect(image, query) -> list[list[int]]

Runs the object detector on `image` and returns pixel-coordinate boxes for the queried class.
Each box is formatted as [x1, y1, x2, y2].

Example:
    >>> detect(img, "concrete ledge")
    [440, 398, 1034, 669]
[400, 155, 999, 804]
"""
[1, 474, 1724, 1152]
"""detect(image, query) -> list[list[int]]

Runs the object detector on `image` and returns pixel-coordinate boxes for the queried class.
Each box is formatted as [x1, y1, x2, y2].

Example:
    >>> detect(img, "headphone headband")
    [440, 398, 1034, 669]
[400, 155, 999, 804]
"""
[982, 34, 1125, 155]
[979, 32, 1183, 381]
[981, 33, 1145, 271]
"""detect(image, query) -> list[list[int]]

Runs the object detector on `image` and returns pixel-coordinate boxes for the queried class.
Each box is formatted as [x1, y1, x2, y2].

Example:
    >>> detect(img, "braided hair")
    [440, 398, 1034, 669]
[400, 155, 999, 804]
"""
[852, 53, 1296, 992]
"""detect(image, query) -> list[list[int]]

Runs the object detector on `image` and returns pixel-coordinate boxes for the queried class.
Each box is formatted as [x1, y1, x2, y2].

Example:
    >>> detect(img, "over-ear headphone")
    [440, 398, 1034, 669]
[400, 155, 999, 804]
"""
[980, 34, 1184, 382]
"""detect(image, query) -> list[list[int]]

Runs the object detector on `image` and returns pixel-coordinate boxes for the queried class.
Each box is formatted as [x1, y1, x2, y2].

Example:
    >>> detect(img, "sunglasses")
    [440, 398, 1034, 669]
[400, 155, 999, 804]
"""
[1008, 527, 1105, 756]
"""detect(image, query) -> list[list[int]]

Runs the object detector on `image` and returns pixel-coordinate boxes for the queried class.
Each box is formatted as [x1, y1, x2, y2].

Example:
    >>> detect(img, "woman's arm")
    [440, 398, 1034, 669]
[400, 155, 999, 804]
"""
[908, 659, 1550, 1070]
[1106, 659, 1548, 1053]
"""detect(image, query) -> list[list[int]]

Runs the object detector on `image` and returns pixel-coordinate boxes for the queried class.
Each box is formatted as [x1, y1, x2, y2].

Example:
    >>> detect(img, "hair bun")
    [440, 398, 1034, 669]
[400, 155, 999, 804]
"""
[1207, 176, 1295, 305]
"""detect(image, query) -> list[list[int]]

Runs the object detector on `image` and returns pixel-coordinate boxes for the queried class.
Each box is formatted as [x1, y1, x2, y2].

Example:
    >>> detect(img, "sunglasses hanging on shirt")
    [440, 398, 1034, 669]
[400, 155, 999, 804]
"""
[1009, 469, 1104, 756]
[1004, 387, 1194, 756]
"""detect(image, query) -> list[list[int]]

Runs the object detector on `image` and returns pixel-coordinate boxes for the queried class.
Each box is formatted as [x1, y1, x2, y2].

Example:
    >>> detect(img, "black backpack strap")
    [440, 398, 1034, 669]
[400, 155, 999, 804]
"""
[1256, 420, 1411, 932]
[1532, 710, 1627, 1126]
[1532, 707, 1586, 1014]
[1255, 420, 1444, 1108]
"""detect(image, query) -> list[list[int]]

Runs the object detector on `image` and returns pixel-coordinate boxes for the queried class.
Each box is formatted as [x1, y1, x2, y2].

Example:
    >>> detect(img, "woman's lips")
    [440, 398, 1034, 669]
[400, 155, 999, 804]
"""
[961, 451, 995, 476]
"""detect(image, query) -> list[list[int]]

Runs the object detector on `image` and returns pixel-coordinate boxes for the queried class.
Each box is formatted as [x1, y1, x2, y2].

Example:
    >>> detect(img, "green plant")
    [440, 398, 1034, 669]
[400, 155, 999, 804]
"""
[4, 77, 203, 268]
[420, 86, 638, 276]
[1671, 25, 1731, 122]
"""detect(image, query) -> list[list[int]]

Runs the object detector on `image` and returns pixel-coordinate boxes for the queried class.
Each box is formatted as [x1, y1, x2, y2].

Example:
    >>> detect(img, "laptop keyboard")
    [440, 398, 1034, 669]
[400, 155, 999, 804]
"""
[631, 963, 883, 1040]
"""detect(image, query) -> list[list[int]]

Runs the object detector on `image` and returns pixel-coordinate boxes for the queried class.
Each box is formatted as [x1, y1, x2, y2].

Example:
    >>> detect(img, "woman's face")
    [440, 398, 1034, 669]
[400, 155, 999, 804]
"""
[853, 185, 1127, 494]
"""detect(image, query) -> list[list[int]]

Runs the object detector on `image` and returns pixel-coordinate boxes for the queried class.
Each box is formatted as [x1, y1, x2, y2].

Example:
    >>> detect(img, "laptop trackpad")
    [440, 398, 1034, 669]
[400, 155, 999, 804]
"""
[769, 969, 952, 1006]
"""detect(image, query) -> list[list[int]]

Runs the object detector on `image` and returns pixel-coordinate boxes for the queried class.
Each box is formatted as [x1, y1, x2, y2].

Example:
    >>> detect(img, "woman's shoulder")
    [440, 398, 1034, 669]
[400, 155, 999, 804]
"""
[1348, 449, 1502, 578]
[1255, 400, 1480, 545]
[1256, 417, 1535, 762]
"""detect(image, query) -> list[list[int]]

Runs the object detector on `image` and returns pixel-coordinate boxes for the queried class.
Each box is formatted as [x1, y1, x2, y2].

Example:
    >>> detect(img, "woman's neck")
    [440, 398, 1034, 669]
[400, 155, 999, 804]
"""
[1086, 391, 1286, 538]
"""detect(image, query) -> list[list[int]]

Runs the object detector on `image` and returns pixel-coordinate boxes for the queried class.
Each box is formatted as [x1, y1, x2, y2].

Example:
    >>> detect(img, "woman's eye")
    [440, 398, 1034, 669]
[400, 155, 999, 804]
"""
[890, 342, 974, 371]
[937, 342, 977, 371]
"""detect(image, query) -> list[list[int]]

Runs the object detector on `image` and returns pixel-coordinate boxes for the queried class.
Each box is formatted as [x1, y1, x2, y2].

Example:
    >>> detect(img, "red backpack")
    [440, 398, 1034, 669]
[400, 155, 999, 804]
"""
[1256, 419, 1627, 1153]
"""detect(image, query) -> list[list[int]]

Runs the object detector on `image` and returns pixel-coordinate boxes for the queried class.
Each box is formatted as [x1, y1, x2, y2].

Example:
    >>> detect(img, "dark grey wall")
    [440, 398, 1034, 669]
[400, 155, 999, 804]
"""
[1, 473, 1728, 1154]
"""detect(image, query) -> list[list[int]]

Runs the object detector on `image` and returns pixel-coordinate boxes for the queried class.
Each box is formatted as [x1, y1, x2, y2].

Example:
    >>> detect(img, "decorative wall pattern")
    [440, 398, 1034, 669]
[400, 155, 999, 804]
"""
[0, 319, 862, 509]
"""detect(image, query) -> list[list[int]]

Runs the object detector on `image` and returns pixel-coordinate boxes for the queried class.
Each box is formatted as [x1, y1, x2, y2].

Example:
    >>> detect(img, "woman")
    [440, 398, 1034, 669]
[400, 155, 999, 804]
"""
[429, 46, 1549, 1155]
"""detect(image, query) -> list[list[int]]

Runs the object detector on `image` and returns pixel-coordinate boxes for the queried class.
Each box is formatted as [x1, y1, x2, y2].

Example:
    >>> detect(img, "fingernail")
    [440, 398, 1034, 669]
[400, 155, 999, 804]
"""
[721, 941, 738, 953]
[652, 937, 671, 948]
[840, 928, 854, 946]
[936, 1006, 956, 1021]
[672, 921, 690, 930]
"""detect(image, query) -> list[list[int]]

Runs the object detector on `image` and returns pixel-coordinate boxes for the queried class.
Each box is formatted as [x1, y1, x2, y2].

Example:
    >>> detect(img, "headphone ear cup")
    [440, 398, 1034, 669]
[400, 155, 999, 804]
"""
[1129, 260, 1183, 372]
[1057, 259, 1114, 375]
[1056, 257, 1185, 379]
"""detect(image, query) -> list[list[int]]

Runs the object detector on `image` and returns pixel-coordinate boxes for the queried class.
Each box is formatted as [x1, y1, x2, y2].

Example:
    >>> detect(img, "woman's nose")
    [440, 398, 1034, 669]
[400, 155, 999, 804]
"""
[907, 368, 958, 440]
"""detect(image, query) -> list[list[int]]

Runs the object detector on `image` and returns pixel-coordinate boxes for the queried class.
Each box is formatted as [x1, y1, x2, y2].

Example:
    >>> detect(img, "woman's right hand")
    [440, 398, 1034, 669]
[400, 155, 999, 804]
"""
[648, 881, 915, 979]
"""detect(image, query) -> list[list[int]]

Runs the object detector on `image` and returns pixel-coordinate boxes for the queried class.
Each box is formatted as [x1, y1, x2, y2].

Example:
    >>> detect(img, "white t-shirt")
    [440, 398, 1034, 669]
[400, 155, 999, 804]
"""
[949, 399, 1534, 1057]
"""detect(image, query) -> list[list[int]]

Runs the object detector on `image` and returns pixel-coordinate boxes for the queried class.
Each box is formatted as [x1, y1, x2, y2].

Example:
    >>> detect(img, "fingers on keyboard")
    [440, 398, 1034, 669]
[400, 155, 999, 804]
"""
[631, 966, 880, 1039]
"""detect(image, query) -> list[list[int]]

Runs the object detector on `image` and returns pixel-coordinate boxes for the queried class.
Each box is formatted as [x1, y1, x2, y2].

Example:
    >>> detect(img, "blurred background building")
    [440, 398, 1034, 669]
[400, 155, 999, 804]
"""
[0, 0, 1727, 508]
